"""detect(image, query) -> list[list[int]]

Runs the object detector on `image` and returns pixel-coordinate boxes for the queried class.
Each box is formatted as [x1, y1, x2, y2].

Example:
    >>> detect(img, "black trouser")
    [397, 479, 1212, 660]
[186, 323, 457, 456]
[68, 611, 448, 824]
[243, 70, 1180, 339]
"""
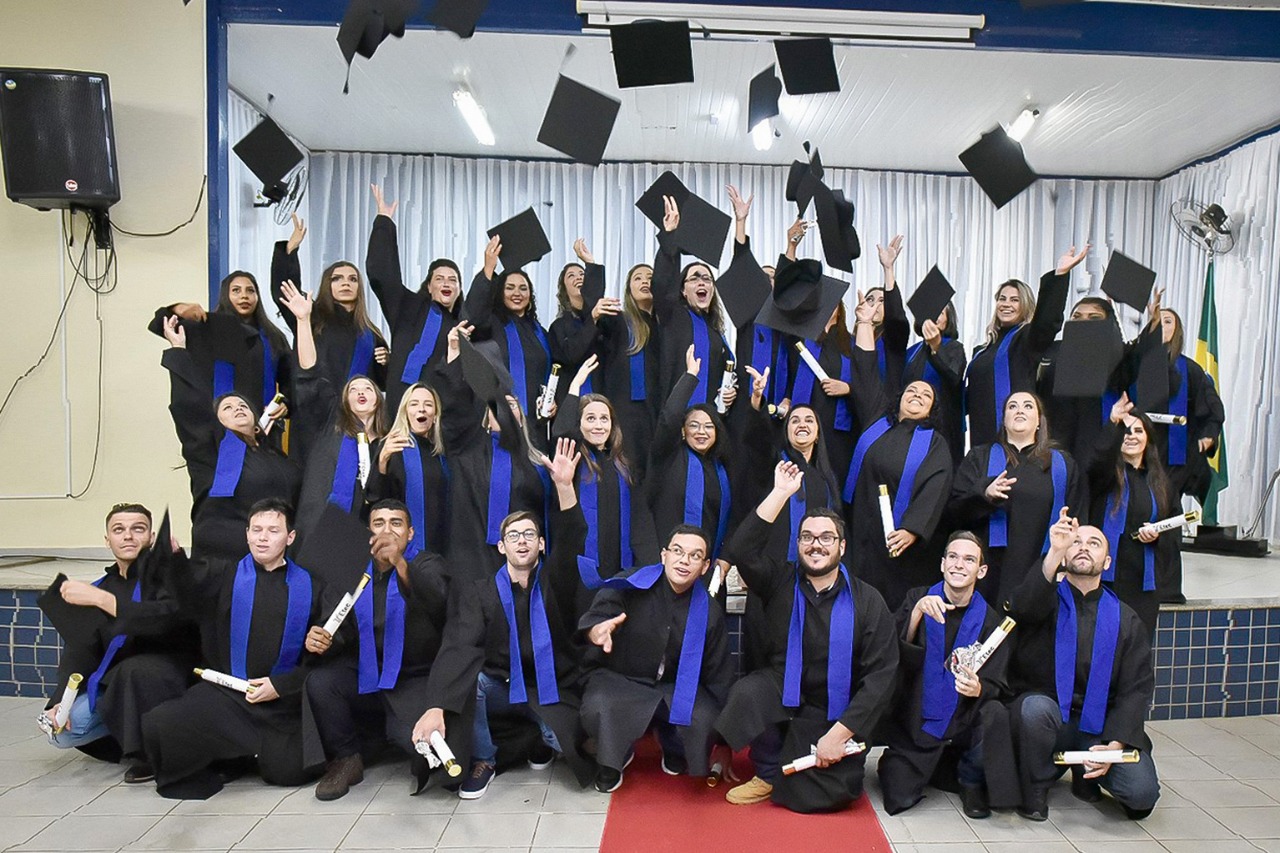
[306, 664, 414, 761]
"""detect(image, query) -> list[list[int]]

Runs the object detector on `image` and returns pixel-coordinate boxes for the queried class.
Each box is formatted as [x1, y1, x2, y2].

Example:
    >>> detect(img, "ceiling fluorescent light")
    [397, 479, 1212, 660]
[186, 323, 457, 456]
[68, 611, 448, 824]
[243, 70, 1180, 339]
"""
[1006, 108, 1039, 143]
[453, 87, 495, 146]
[577, 2, 983, 43]
[752, 118, 774, 151]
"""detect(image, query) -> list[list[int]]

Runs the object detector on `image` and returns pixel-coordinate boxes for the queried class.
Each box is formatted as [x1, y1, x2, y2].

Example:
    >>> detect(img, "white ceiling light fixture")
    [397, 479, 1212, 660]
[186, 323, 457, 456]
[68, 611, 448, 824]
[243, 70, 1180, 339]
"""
[577, 2, 984, 44]
[1006, 107, 1040, 143]
[453, 86, 495, 146]
[752, 117, 774, 151]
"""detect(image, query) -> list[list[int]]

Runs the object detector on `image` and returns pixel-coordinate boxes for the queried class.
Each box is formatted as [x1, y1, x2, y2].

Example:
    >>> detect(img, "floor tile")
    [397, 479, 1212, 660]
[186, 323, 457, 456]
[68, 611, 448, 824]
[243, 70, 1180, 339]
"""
[1070, 841, 1167, 853]
[453, 781, 547, 813]
[172, 784, 290, 815]
[1046, 804, 1151, 840]
[1164, 777, 1276, 807]
[531, 812, 607, 848]
[0, 758, 70, 787]
[982, 843, 1075, 853]
[1153, 755, 1230, 781]
[272, 779, 383, 814]
[128, 814, 259, 850]
[541, 782, 609, 813]
[362, 780, 458, 815]
[965, 810, 1069, 843]
[1204, 753, 1280, 779]
[336, 813, 450, 849]
[1242, 777, 1280, 803]
[1161, 841, 1271, 853]
[437, 812, 539, 847]
[0, 783, 106, 816]
[0, 817, 54, 850]
[37, 756, 130, 786]
[12, 814, 160, 851]
[234, 813, 360, 850]
[889, 845, 987, 853]
[1136, 804, 1236, 839]
[877, 809, 981, 844]
[1203, 805, 1280, 838]
[77, 783, 178, 816]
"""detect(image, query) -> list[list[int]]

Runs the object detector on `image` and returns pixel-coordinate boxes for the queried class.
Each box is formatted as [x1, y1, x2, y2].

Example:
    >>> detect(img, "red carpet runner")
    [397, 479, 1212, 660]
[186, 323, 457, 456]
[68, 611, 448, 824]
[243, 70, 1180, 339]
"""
[599, 738, 893, 852]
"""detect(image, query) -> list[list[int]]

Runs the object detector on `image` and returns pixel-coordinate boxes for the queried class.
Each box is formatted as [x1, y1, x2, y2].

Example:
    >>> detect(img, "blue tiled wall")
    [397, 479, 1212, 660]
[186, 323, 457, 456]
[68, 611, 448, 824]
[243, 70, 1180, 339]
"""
[2, 589, 64, 699]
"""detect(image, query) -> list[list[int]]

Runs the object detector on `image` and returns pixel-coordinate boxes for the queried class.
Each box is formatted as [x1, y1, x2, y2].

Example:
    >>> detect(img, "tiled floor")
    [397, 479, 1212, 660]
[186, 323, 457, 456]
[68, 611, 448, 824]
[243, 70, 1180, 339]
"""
[1, 697, 1278, 852]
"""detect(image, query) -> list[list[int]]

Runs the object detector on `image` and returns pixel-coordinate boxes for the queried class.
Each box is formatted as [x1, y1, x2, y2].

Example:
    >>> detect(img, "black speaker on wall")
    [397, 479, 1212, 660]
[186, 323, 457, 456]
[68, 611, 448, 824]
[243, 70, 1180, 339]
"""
[0, 68, 120, 211]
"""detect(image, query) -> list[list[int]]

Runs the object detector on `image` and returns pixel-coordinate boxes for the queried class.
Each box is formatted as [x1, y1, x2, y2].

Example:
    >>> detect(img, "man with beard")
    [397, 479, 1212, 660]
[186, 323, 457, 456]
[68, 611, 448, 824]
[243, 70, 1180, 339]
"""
[717, 460, 898, 813]
[1000, 508, 1160, 821]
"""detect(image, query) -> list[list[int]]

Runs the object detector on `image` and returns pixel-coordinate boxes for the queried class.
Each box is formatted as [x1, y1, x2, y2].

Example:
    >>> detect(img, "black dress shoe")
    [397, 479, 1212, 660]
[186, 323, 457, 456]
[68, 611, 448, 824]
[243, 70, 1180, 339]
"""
[594, 765, 623, 794]
[1071, 768, 1102, 803]
[123, 762, 155, 784]
[1017, 787, 1049, 822]
[1123, 804, 1154, 820]
[960, 783, 991, 819]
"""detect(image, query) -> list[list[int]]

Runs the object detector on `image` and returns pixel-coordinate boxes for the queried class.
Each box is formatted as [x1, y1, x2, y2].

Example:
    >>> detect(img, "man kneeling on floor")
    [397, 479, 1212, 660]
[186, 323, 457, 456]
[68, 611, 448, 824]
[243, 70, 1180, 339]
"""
[576, 523, 734, 793]
[716, 461, 899, 813]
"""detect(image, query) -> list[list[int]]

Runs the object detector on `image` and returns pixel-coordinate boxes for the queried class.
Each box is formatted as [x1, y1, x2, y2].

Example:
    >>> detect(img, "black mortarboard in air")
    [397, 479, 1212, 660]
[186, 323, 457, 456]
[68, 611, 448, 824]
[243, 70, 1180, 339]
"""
[635, 171, 690, 227]
[232, 117, 304, 202]
[457, 335, 515, 402]
[610, 20, 695, 89]
[813, 186, 861, 273]
[747, 65, 782, 132]
[716, 247, 773, 329]
[486, 207, 552, 272]
[634, 172, 731, 268]
[785, 143, 824, 215]
[537, 75, 621, 167]
[429, 0, 487, 38]
[774, 38, 840, 95]
[959, 125, 1038, 209]
[907, 265, 956, 329]
[38, 574, 109, 647]
[756, 257, 849, 341]
[294, 504, 373, 591]
[1053, 319, 1126, 398]
[337, 0, 419, 91]
[1100, 250, 1157, 312]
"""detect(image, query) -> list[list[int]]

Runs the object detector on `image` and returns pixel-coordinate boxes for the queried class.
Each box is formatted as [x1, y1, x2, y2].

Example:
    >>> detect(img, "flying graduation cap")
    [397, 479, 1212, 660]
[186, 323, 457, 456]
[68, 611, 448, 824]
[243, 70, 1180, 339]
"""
[429, 0, 489, 38]
[959, 125, 1038, 209]
[785, 142, 824, 216]
[1099, 250, 1158, 312]
[635, 171, 731, 267]
[232, 117, 304, 204]
[610, 20, 695, 89]
[537, 75, 621, 167]
[774, 38, 840, 95]
[747, 64, 783, 133]
[337, 0, 420, 92]
[486, 207, 553, 272]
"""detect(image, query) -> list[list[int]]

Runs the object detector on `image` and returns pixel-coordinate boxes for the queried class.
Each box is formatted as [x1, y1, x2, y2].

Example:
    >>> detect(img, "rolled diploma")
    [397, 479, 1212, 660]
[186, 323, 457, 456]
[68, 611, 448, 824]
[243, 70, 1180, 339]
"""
[708, 563, 723, 597]
[54, 673, 83, 730]
[782, 740, 866, 775]
[196, 667, 252, 694]
[1145, 413, 1188, 425]
[323, 574, 372, 635]
[715, 361, 736, 415]
[258, 393, 286, 433]
[972, 617, 1016, 673]
[414, 738, 442, 768]
[430, 730, 462, 777]
[878, 485, 896, 543]
[1132, 510, 1200, 539]
[357, 432, 371, 487]
[1054, 749, 1140, 765]
[793, 341, 831, 383]
[537, 366, 561, 419]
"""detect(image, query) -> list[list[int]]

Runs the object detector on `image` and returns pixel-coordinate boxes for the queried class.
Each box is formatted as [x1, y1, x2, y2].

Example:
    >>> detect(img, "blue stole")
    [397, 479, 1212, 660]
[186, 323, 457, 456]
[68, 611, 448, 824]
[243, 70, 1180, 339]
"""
[85, 575, 142, 712]
[629, 349, 647, 401]
[401, 441, 444, 560]
[783, 563, 855, 721]
[494, 564, 559, 705]
[400, 306, 445, 384]
[258, 329, 276, 409]
[751, 325, 789, 405]
[212, 360, 235, 399]
[576, 557, 663, 591]
[1056, 580, 1121, 735]
[209, 430, 248, 498]
[326, 435, 360, 512]
[1169, 357, 1189, 466]
[504, 318, 552, 414]
[991, 326, 1023, 428]
[875, 338, 888, 383]
[580, 459, 633, 569]
[229, 555, 311, 680]
[791, 341, 850, 431]
[843, 418, 933, 527]
[986, 446, 1067, 553]
[486, 433, 512, 546]
[906, 342, 941, 390]
[683, 449, 730, 557]
[354, 563, 406, 694]
[843, 417, 892, 502]
[349, 329, 375, 381]
[670, 581, 710, 727]
[921, 583, 987, 738]
[1102, 473, 1159, 591]
[833, 355, 853, 432]
[688, 310, 729, 404]
[787, 486, 806, 563]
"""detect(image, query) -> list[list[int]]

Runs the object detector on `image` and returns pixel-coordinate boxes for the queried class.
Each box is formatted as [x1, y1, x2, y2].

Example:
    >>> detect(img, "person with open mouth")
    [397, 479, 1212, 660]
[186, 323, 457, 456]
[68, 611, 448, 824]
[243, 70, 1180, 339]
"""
[548, 239, 620, 412]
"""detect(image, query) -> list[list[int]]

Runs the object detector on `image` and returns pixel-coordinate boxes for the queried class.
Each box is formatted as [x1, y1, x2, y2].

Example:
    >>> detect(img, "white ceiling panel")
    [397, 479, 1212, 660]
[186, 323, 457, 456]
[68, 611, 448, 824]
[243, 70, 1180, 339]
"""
[228, 23, 1280, 179]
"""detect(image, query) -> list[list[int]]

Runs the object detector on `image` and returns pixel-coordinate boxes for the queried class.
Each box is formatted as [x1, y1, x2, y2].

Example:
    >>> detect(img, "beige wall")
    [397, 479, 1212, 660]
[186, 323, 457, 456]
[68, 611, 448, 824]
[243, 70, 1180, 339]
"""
[0, 0, 208, 551]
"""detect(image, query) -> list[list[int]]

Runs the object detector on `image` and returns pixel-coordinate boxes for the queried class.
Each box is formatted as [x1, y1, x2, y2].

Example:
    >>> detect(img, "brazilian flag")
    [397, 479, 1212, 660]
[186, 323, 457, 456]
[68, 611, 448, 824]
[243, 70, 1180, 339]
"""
[1194, 260, 1228, 524]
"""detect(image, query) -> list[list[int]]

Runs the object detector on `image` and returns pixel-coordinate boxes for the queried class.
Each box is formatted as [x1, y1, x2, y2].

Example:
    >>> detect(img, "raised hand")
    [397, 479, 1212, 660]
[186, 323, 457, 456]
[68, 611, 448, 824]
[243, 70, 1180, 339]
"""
[914, 593, 953, 625]
[922, 317, 943, 350]
[685, 344, 702, 378]
[548, 437, 581, 487]
[1146, 286, 1165, 330]
[1109, 391, 1134, 425]
[877, 234, 904, 271]
[726, 184, 753, 222]
[984, 469, 1018, 502]
[570, 354, 599, 394]
[1056, 243, 1091, 276]
[1046, 506, 1077, 555]
[371, 183, 398, 219]
[745, 365, 769, 409]
[588, 613, 627, 653]
[279, 279, 313, 320]
[786, 218, 808, 248]
[171, 302, 207, 322]
[591, 296, 621, 321]
[573, 238, 595, 265]
[662, 195, 680, 233]
[445, 321, 473, 363]
[378, 431, 413, 473]
[162, 314, 187, 349]
[483, 235, 501, 279]
[773, 460, 804, 496]
[854, 291, 876, 325]
[286, 213, 307, 254]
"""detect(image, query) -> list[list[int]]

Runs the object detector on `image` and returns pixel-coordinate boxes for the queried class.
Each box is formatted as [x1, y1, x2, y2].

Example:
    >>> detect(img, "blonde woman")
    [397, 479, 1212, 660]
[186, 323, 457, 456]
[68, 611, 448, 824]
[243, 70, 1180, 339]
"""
[367, 382, 452, 558]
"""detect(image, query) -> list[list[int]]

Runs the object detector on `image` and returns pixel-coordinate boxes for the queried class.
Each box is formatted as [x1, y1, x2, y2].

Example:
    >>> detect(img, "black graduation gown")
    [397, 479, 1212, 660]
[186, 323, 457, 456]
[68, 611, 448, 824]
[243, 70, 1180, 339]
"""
[845, 348, 953, 611]
[597, 308, 660, 484]
[1152, 355, 1225, 504]
[292, 368, 372, 544]
[879, 284, 911, 397]
[270, 240, 389, 395]
[576, 572, 734, 776]
[365, 437, 451, 558]
[732, 240, 795, 409]
[162, 348, 302, 563]
[902, 337, 967, 465]
[948, 442, 1085, 603]
[434, 357, 548, 584]
[548, 266, 607, 407]
[1087, 424, 1172, 633]
[715, 512, 899, 812]
[786, 333, 858, 478]
[877, 585, 1010, 814]
[965, 269, 1070, 448]
[300, 553, 452, 773]
[365, 215, 459, 412]
[425, 529, 593, 786]
[463, 271, 552, 438]
[48, 560, 198, 758]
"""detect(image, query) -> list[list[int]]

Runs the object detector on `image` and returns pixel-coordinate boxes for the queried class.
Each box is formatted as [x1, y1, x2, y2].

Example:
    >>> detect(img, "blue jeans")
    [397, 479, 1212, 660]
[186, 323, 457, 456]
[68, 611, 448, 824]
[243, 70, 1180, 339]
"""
[50, 694, 110, 749]
[471, 672, 562, 764]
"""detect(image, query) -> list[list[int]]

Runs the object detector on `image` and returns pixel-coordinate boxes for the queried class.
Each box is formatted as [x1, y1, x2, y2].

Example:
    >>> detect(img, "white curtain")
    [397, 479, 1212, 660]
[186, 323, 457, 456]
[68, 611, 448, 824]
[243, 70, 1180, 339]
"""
[226, 90, 1280, 539]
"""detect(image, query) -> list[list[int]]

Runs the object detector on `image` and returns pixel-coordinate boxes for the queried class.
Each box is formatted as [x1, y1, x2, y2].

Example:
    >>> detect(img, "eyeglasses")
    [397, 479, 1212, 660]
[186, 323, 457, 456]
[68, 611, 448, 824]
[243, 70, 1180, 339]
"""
[684, 272, 714, 283]
[797, 531, 840, 546]
[664, 545, 707, 563]
[503, 529, 539, 543]
[685, 421, 715, 434]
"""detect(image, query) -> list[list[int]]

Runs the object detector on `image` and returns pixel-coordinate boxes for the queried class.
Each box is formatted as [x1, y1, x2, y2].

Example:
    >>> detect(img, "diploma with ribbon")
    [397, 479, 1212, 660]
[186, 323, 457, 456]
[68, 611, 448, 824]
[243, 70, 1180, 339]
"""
[1054, 749, 1141, 765]
[356, 432, 371, 488]
[715, 360, 737, 415]
[878, 485, 897, 556]
[793, 340, 831, 382]
[52, 672, 83, 732]
[1132, 510, 1200, 539]
[323, 574, 372, 636]
[948, 616, 1015, 676]
[782, 740, 867, 775]
[1144, 413, 1188, 425]
[414, 730, 462, 777]
[195, 667, 254, 694]
[537, 365, 561, 419]
[257, 392, 287, 434]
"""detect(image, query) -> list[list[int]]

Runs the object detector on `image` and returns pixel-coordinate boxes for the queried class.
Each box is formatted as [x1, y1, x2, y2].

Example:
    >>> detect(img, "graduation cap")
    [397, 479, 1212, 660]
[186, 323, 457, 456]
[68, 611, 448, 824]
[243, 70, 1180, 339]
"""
[785, 143, 824, 215]
[748, 65, 782, 133]
[610, 20, 695, 89]
[486, 207, 552, 272]
[1100, 250, 1157, 312]
[457, 335, 516, 402]
[295, 504, 374, 591]
[232, 117, 304, 203]
[429, 0, 487, 38]
[38, 574, 110, 647]
[634, 172, 731, 267]
[537, 75, 621, 167]
[1053, 319, 1125, 398]
[774, 38, 840, 96]
[907, 266, 956, 329]
[337, 0, 419, 91]
[813, 187, 862, 273]
[959, 125, 1038, 209]
[756, 257, 849, 341]
[716, 247, 773, 329]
